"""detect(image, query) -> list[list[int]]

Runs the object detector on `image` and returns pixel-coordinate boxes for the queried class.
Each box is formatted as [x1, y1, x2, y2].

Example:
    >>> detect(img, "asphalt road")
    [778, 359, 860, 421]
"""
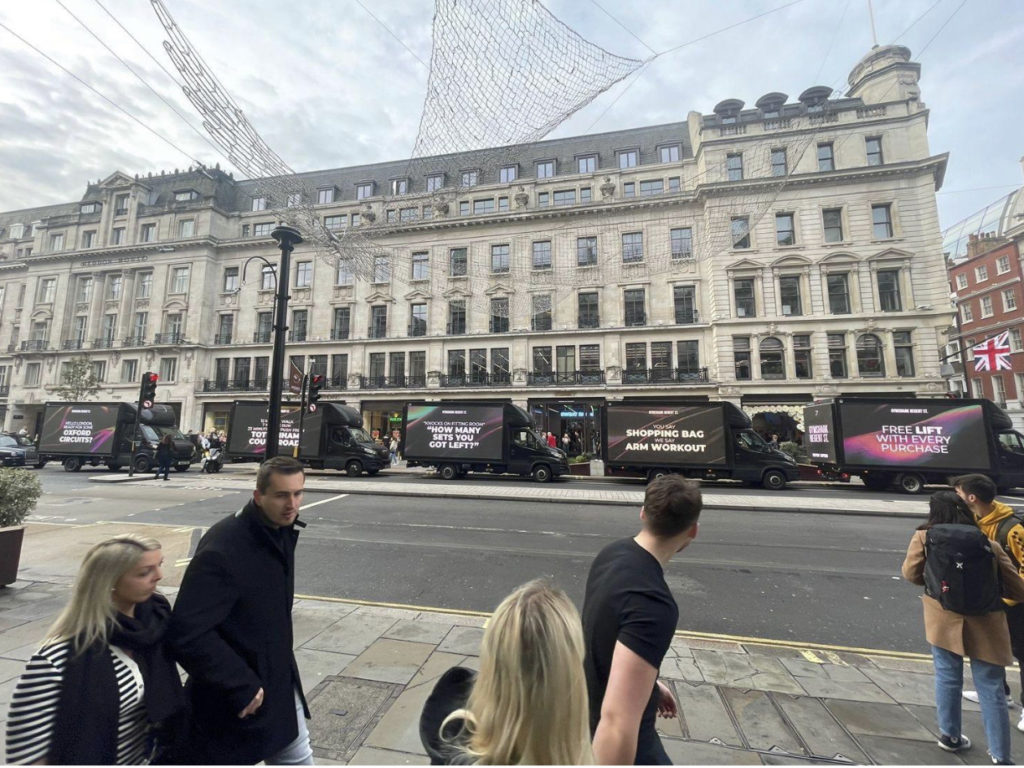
[28, 465, 940, 653]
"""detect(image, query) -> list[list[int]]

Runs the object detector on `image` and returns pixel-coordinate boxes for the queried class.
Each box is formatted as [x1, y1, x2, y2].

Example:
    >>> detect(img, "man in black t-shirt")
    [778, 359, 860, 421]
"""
[583, 474, 702, 764]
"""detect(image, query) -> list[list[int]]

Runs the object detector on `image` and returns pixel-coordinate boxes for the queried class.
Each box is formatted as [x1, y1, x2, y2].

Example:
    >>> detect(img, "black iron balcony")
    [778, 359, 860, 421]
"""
[62, 339, 85, 350]
[213, 334, 233, 345]
[489, 320, 510, 333]
[407, 323, 427, 337]
[330, 329, 350, 341]
[253, 330, 272, 343]
[440, 372, 493, 387]
[675, 310, 699, 325]
[528, 370, 605, 386]
[578, 318, 600, 329]
[153, 333, 184, 345]
[20, 340, 48, 352]
[0, 386, 9, 397]
[202, 378, 269, 393]
[122, 335, 146, 347]
[622, 367, 709, 384]
[329, 374, 348, 390]
[368, 326, 388, 339]
[446, 322, 466, 336]
[406, 374, 427, 388]
[287, 331, 307, 342]
[92, 337, 117, 349]
[360, 375, 408, 390]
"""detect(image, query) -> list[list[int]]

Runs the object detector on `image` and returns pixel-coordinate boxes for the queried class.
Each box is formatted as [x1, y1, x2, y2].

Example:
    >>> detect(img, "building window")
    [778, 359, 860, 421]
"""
[488, 243, 510, 274]
[75, 277, 93, 304]
[121, 359, 138, 383]
[328, 307, 350, 340]
[577, 155, 597, 173]
[624, 344, 646, 379]
[856, 333, 885, 376]
[822, 208, 844, 243]
[618, 150, 638, 169]
[490, 297, 509, 333]
[399, 208, 417, 224]
[390, 178, 409, 195]
[335, 259, 353, 286]
[36, 278, 56, 304]
[621, 232, 643, 263]
[659, 145, 681, 163]
[961, 302, 974, 323]
[497, 196, 509, 211]
[532, 294, 552, 331]
[426, 174, 444, 192]
[294, 261, 312, 288]
[82, 230, 96, 248]
[971, 377, 984, 398]
[448, 300, 467, 335]
[251, 196, 266, 211]
[285, 192, 301, 208]
[216, 314, 233, 344]
[871, 203, 894, 239]
[956, 272, 969, 290]
[25, 362, 41, 387]
[639, 180, 663, 196]
[578, 292, 599, 328]
[80, 202, 98, 214]
[673, 285, 696, 324]
[760, 337, 785, 379]
[976, 265, 989, 282]
[827, 273, 851, 314]
[1004, 289, 1019, 312]
[473, 198, 495, 214]
[624, 288, 645, 326]
[981, 295, 994, 317]
[554, 189, 576, 206]
[107, 275, 123, 300]
[317, 188, 335, 204]
[499, 165, 518, 183]
[731, 216, 750, 248]
[449, 248, 468, 277]
[532, 241, 552, 270]
[775, 213, 795, 246]
[726, 153, 743, 181]
[622, 183, 635, 198]
[533, 161, 554, 180]
[289, 309, 307, 342]
[1011, 328, 1023, 353]
[894, 331, 915, 377]
[865, 137, 883, 166]
[577, 236, 597, 267]
[997, 255, 1011, 275]
[667, 177, 680, 192]
[132, 312, 148, 342]
[177, 220, 194, 239]
[877, 269, 902, 311]
[356, 182, 374, 199]
[829, 333, 848, 378]
[580, 344, 601, 375]
[794, 335, 812, 379]
[49, 233, 65, 252]
[402, 252, 426, 283]
[253, 222, 273, 237]
[159, 357, 177, 382]
[170, 266, 190, 294]
[255, 311, 272, 342]
[779, 275, 802, 315]
[817, 142, 835, 172]
[734, 278, 755, 317]
[734, 336, 751, 380]
[461, 170, 479, 187]
[676, 341, 699, 376]
[114, 194, 129, 216]
[670, 227, 693, 260]
[259, 264, 276, 290]
[372, 255, 391, 283]
[223, 267, 239, 293]
[112, 227, 126, 245]
[324, 215, 347, 231]
[140, 223, 156, 243]
[770, 148, 787, 177]
[449, 350, 467, 379]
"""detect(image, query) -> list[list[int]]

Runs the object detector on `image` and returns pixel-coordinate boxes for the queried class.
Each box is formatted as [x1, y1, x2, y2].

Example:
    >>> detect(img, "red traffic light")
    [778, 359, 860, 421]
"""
[145, 373, 158, 383]
[308, 373, 324, 404]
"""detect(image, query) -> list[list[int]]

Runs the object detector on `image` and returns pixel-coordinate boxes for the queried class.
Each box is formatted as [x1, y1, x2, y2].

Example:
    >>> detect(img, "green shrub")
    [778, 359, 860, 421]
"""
[778, 441, 809, 464]
[569, 453, 592, 464]
[0, 468, 42, 527]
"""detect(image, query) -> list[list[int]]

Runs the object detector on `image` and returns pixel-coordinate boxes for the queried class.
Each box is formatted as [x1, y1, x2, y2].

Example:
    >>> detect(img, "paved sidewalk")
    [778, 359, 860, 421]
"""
[3, 521, 1022, 765]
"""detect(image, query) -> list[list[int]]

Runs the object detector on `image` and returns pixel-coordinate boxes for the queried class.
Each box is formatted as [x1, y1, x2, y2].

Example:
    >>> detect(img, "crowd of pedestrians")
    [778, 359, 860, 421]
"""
[8, 463, 1024, 765]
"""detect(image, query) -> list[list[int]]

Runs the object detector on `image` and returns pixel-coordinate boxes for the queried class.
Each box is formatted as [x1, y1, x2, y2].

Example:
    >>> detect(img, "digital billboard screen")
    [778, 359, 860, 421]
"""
[803, 403, 838, 463]
[39, 404, 120, 455]
[605, 405, 727, 466]
[227, 403, 303, 456]
[404, 404, 505, 461]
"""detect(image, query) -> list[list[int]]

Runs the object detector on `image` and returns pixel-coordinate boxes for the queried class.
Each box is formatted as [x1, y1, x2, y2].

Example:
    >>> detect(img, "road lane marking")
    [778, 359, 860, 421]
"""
[301, 494, 349, 510]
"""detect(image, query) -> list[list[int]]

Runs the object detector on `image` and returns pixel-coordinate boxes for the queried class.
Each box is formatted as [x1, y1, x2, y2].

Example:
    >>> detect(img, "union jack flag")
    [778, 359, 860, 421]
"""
[973, 331, 1012, 372]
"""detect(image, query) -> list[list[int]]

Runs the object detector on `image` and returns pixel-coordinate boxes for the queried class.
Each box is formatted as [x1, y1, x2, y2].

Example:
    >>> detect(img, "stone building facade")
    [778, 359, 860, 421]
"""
[0, 45, 952, 444]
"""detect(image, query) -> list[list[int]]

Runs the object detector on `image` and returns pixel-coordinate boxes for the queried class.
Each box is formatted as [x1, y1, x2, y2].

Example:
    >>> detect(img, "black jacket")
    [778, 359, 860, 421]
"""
[419, 666, 476, 765]
[168, 500, 307, 764]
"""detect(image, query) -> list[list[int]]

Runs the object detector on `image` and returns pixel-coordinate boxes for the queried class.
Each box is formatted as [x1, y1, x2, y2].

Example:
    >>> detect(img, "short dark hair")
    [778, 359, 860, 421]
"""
[920, 490, 975, 530]
[257, 456, 305, 493]
[643, 475, 702, 537]
[951, 473, 996, 504]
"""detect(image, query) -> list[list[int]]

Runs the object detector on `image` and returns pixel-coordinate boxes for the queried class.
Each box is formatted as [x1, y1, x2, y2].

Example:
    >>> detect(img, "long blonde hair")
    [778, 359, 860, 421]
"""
[45, 534, 161, 654]
[443, 580, 593, 764]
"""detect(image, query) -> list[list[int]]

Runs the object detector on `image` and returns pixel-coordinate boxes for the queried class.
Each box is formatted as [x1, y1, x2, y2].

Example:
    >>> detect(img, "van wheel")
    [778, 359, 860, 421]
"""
[647, 468, 670, 483]
[62, 457, 82, 472]
[174, 463, 190, 472]
[762, 469, 787, 491]
[133, 455, 151, 473]
[34, 461, 47, 469]
[345, 460, 363, 477]
[367, 469, 379, 476]
[107, 463, 121, 471]
[532, 464, 552, 483]
[898, 472, 925, 494]
[439, 464, 459, 481]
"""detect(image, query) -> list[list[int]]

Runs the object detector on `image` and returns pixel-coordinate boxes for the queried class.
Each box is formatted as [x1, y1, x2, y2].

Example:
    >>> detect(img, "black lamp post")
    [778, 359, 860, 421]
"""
[266, 225, 303, 459]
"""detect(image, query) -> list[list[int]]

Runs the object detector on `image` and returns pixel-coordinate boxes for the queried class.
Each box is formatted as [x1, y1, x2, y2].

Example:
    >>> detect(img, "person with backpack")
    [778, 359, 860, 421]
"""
[902, 490, 1024, 765]
[954, 473, 1024, 726]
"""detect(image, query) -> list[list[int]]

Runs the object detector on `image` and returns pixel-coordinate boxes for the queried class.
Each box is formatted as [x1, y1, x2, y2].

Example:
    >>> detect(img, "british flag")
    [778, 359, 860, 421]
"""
[973, 331, 1012, 372]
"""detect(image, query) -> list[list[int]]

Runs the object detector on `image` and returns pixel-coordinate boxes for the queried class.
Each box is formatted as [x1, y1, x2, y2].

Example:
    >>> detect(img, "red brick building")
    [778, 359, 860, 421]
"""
[949, 233, 1024, 407]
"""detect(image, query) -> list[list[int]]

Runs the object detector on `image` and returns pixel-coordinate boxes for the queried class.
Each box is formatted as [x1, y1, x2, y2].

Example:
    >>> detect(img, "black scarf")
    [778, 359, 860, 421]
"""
[51, 592, 185, 765]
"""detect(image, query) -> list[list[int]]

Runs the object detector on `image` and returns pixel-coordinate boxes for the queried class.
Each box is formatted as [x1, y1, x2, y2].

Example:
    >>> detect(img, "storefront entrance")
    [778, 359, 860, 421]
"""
[528, 399, 604, 457]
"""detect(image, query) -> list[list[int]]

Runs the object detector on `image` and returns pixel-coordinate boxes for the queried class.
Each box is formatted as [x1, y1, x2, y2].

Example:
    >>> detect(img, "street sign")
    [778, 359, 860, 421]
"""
[309, 403, 317, 414]
[142, 400, 153, 409]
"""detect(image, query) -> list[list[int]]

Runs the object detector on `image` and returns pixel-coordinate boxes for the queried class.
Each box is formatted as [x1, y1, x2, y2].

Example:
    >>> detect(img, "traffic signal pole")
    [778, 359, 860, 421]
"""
[266, 226, 303, 460]
[129, 372, 158, 477]
[294, 371, 308, 460]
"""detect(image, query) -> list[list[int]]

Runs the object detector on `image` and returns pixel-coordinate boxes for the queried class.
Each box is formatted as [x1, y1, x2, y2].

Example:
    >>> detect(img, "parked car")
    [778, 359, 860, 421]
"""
[0, 433, 39, 467]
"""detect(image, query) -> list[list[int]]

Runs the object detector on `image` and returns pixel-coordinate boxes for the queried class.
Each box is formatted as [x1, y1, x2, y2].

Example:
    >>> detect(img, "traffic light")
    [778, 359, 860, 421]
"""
[139, 371, 158, 406]
[308, 374, 324, 405]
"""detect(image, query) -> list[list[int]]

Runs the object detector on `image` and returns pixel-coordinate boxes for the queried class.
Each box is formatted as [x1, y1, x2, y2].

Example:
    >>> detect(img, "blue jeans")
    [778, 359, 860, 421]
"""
[931, 645, 1011, 763]
[265, 688, 313, 765]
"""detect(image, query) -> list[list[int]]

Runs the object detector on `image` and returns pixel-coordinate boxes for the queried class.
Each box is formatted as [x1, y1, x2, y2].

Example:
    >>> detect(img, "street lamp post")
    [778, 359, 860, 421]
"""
[266, 225, 303, 459]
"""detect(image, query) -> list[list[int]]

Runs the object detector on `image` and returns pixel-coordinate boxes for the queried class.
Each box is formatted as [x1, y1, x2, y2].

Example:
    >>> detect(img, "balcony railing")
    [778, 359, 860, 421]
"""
[489, 321, 510, 333]
[330, 329, 350, 341]
[328, 375, 348, 390]
[122, 335, 146, 347]
[368, 327, 388, 339]
[528, 370, 605, 386]
[407, 324, 427, 337]
[92, 337, 117, 349]
[213, 334, 233, 345]
[287, 331, 307, 342]
[439, 373, 494, 387]
[20, 340, 48, 352]
[153, 333, 184, 345]
[0, 386, 8, 397]
[446, 322, 466, 336]
[62, 339, 85, 350]
[360, 375, 410, 390]
[253, 331, 272, 343]
[202, 378, 269, 393]
[622, 367, 709, 384]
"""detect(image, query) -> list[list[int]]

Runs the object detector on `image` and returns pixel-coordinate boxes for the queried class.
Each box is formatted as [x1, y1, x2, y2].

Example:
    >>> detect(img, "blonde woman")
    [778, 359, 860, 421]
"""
[420, 580, 593, 765]
[4, 535, 185, 765]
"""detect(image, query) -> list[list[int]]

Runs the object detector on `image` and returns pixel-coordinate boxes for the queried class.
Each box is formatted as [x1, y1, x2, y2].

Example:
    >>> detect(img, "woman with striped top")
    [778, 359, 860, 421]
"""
[4, 535, 185, 764]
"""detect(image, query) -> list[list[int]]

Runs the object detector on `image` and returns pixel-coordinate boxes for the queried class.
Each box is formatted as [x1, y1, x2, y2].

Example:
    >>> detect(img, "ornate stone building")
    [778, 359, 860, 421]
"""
[0, 45, 952, 445]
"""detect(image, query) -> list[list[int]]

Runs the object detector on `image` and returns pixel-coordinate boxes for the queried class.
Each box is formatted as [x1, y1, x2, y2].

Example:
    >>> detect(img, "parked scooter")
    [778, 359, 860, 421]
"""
[201, 446, 223, 473]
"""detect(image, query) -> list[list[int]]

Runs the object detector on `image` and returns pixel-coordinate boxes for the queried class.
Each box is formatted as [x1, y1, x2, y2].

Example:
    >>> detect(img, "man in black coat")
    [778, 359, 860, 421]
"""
[169, 456, 311, 764]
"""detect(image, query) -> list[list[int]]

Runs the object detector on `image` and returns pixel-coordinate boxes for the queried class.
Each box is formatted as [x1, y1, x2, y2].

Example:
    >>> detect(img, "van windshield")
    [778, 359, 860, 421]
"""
[736, 430, 771, 452]
[514, 429, 543, 450]
[139, 425, 159, 443]
[349, 427, 373, 444]
[154, 426, 185, 440]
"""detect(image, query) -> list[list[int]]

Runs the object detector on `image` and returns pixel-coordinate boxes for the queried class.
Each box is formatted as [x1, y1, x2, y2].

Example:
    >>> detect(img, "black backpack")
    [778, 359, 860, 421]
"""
[924, 524, 1003, 615]
[995, 511, 1024, 570]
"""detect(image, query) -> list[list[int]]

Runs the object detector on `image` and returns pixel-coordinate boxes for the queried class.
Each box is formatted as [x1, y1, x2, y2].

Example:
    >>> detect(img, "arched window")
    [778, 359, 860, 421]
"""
[760, 337, 785, 379]
[856, 333, 885, 376]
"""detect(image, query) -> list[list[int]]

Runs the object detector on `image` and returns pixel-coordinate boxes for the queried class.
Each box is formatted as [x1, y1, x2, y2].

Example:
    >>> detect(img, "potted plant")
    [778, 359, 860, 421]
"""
[0, 467, 43, 587]
[568, 453, 592, 476]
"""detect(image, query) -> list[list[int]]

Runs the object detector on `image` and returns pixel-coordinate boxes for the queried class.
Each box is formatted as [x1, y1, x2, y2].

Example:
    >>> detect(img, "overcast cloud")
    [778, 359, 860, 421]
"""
[0, 0, 1021, 230]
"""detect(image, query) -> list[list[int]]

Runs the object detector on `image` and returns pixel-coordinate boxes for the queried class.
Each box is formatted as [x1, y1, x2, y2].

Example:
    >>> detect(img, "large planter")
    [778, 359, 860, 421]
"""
[0, 525, 25, 587]
[568, 461, 591, 476]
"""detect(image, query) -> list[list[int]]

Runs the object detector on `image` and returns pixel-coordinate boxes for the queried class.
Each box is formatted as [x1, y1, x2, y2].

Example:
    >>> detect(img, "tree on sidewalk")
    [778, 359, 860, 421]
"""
[51, 355, 101, 401]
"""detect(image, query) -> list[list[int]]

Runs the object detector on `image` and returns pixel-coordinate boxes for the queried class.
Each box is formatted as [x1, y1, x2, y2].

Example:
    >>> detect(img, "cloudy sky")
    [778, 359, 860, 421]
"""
[0, 0, 1021, 231]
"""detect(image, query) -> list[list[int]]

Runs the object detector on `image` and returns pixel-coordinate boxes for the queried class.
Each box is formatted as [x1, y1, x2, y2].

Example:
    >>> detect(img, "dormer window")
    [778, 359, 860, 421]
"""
[286, 192, 302, 208]
[799, 85, 833, 114]
[536, 160, 556, 179]
[499, 165, 518, 183]
[174, 190, 199, 202]
[390, 178, 409, 195]
[251, 196, 267, 211]
[317, 187, 336, 204]
[356, 182, 374, 200]
[80, 202, 99, 215]
[461, 170, 479, 188]
[713, 98, 745, 126]
[10, 223, 24, 239]
[426, 174, 445, 192]
[755, 92, 788, 119]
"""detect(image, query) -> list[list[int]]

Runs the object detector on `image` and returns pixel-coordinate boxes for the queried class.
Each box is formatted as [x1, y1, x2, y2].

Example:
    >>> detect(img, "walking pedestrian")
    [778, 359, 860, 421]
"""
[390, 429, 400, 466]
[4, 535, 185, 764]
[954, 473, 1024, 725]
[155, 433, 173, 480]
[546, 431, 557, 448]
[419, 580, 593, 764]
[902, 490, 1024, 765]
[168, 456, 311, 764]
[582, 474, 701, 764]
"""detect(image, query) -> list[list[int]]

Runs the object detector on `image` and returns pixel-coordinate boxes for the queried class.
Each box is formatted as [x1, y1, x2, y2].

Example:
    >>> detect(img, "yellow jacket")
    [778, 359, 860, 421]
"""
[976, 501, 1024, 604]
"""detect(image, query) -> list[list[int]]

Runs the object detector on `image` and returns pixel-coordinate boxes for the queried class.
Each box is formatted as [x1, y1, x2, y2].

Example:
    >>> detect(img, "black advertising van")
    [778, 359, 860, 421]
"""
[37, 401, 194, 473]
[403, 400, 568, 482]
[226, 400, 389, 475]
[602, 400, 799, 489]
[803, 397, 1024, 493]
